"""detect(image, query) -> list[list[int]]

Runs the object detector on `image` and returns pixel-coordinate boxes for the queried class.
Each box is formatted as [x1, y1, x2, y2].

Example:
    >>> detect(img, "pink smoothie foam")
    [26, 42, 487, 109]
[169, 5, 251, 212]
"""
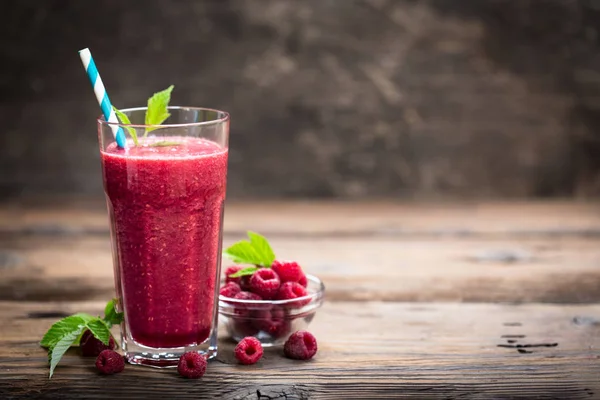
[101, 137, 228, 348]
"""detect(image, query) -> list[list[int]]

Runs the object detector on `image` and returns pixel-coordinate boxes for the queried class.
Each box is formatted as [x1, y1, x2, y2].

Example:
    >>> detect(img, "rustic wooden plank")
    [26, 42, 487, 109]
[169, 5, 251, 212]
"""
[1, 200, 599, 238]
[1, 235, 599, 303]
[0, 301, 599, 399]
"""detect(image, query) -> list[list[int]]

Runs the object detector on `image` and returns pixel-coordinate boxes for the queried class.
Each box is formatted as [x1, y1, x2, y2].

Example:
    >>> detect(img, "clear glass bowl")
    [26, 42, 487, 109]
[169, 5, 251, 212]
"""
[218, 274, 325, 346]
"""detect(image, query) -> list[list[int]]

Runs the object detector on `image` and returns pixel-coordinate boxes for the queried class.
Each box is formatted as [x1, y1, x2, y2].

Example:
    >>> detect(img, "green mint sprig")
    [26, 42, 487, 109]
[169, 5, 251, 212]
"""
[113, 106, 138, 146]
[40, 299, 123, 378]
[113, 85, 176, 147]
[223, 232, 276, 277]
[150, 140, 181, 147]
[145, 85, 174, 134]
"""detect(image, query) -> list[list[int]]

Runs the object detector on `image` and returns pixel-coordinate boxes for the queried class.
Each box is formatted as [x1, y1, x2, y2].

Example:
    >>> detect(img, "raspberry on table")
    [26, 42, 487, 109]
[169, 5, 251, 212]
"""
[81, 330, 116, 357]
[283, 331, 318, 360]
[95, 350, 125, 375]
[276, 282, 309, 306]
[249, 268, 280, 299]
[220, 282, 242, 298]
[271, 260, 304, 284]
[177, 352, 207, 379]
[234, 336, 264, 365]
[224, 265, 244, 284]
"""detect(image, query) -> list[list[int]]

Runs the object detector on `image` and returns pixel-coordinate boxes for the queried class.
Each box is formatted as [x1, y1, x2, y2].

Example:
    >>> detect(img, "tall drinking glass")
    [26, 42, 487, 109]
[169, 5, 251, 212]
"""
[98, 107, 229, 367]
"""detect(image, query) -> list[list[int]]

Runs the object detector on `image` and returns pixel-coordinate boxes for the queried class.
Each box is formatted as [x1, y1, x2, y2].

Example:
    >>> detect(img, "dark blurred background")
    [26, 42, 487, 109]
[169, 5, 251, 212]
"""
[1, 0, 600, 200]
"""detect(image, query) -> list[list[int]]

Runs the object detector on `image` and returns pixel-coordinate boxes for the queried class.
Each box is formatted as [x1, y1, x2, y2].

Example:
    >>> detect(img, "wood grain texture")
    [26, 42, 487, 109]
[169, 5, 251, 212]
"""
[1, 301, 599, 399]
[1, 201, 599, 398]
[1, 200, 600, 238]
[1, 201, 599, 303]
[1, 234, 599, 303]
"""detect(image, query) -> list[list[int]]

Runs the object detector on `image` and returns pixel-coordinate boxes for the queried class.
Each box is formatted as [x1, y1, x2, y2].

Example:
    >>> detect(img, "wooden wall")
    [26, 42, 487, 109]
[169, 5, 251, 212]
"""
[1, 0, 599, 199]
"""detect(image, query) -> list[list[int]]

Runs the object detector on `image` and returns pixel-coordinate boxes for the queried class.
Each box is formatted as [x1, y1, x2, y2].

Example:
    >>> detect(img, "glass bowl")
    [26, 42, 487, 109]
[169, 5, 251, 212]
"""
[218, 274, 325, 346]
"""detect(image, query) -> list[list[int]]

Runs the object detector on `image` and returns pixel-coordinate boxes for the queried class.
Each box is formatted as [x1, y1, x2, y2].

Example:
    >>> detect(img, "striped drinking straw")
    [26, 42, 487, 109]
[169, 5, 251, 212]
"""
[78, 48, 127, 148]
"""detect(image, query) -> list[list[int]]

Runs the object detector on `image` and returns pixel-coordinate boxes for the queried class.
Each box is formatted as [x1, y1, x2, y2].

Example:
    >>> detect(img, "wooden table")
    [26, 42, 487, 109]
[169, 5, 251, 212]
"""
[1, 199, 599, 399]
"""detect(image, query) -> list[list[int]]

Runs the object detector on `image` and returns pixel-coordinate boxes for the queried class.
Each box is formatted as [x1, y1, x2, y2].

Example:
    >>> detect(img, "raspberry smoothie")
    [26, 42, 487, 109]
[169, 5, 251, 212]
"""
[102, 137, 228, 349]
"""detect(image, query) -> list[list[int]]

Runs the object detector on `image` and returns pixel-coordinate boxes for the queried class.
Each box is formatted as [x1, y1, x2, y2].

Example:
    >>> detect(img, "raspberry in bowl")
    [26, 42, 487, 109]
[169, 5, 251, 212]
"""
[219, 265, 324, 347]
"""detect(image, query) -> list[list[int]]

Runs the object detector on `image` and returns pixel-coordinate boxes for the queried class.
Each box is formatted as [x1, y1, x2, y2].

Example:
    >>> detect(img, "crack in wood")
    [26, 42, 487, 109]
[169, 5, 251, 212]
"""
[497, 343, 558, 349]
[23, 311, 70, 319]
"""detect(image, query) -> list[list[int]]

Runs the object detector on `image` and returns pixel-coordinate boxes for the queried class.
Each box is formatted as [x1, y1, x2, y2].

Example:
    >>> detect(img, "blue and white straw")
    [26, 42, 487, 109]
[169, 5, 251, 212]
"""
[78, 48, 127, 148]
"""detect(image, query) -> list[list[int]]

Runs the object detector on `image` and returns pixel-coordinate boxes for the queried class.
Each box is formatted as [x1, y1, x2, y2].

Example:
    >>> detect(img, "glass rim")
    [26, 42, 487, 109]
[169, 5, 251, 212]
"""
[218, 274, 325, 306]
[97, 106, 230, 129]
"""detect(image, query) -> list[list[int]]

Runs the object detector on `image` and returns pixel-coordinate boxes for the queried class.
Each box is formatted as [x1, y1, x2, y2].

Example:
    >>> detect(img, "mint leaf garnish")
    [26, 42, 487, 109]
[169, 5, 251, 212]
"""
[49, 326, 85, 378]
[247, 232, 276, 265]
[223, 231, 276, 267]
[103, 298, 123, 328]
[41, 299, 124, 378]
[111, 84, 175, 145]
[149, 140, 181, 147]
[113, 106, 138, 146]
[145, 85, 174, 135]
[223, 242, 263, 266]
[229, 266, 259, 278]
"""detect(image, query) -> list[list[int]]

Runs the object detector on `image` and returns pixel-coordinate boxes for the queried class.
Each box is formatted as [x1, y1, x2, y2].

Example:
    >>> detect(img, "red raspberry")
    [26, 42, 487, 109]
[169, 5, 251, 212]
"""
[271, 260, 304, 284]
[298, 273, 308, 288]
[249, 268, 280, 299]
[219, 282, 241, 298]
[234, 291, 262, 303]
[177, 352, 207, 379]
[251, 306, 290, 339]
[269, 319, 291, 339]
[233, 291, 263, 317]
[80, 330, 116, 357]
[234, 336, 263, 365]
[224, 265, 244, 284]
[239, 275, 252, 291]
[276, 282, 309, 306]
[224, 265, 251, 285]
[283, 331, 318, 360]
[95, 350, 125, 375]
[224, 268, 252, 291]
[251, 307, 282, 331]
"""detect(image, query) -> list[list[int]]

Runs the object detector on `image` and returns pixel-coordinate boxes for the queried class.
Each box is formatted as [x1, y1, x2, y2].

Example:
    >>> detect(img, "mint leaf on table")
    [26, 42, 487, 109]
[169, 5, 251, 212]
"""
[84, 319, 111, 346]
[145, 85, 174, 134]
[40, 315, 93, 349]
[113, 106, 138, 146]
[72, 313, 96, 324]
[49, 326, 86, 378]
[222, 231, 276, 268]
[103, 298, 123, 328]
[40, 299, 124, 378]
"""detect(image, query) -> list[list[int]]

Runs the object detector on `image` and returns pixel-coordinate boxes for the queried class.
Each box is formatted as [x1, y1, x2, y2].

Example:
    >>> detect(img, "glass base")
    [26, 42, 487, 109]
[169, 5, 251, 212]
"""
[230, 331, 282, 347]
[223, 312, 315, 347]
[121, 328, 218, 368]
